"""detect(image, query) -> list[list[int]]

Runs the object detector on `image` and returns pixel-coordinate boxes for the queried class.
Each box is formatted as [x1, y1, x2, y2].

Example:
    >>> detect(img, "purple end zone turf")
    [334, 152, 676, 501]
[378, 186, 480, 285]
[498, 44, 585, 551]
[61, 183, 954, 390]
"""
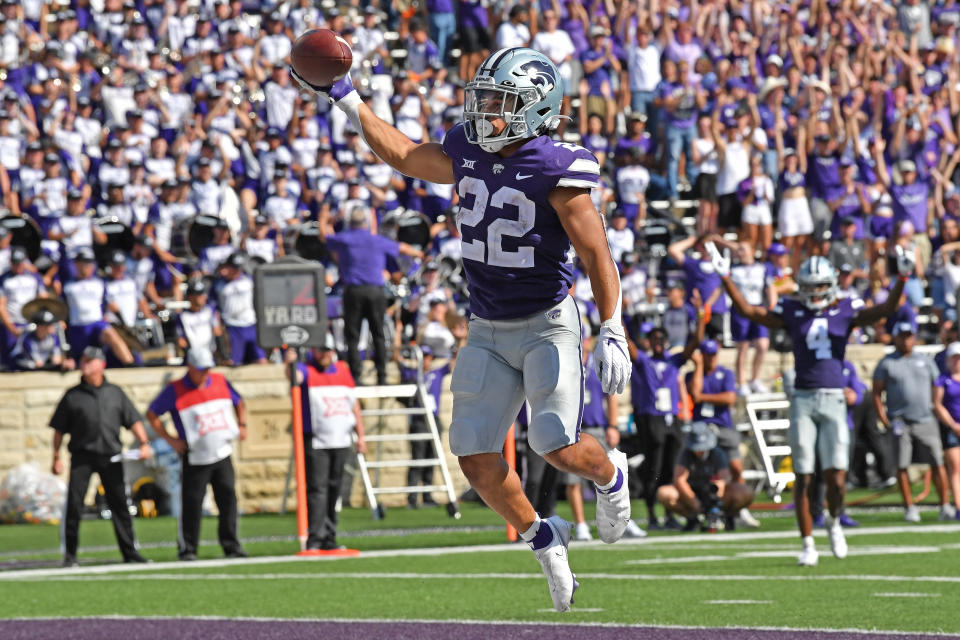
[2, 619, 959, 640]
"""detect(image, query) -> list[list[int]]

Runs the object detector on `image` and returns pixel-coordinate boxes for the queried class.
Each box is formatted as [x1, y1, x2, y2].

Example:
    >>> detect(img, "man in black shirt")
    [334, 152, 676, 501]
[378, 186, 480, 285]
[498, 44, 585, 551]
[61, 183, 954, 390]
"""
[51, 346, 152, 567]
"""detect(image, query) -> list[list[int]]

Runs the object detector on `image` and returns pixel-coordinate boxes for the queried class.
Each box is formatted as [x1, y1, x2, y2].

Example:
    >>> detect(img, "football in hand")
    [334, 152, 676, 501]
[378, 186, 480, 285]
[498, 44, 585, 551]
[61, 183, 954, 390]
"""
[291, 29, 353, 88]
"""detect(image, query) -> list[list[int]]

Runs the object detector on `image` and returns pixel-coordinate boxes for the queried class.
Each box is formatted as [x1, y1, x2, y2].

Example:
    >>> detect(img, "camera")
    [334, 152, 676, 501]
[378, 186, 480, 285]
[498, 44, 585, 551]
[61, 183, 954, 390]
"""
[703, 483, 725, 532]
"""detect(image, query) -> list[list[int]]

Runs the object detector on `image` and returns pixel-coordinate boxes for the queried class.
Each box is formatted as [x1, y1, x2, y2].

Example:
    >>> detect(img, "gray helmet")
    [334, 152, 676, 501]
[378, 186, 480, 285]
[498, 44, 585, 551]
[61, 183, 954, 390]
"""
[464, 48, 564, 153]
[796, 256, 838, 311]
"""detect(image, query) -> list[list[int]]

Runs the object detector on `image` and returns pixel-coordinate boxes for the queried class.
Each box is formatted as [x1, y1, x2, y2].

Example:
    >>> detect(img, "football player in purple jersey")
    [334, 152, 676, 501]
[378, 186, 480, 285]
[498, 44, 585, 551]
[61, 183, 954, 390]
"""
[293, 46, 632, 611]
[711, 241, 915, 566]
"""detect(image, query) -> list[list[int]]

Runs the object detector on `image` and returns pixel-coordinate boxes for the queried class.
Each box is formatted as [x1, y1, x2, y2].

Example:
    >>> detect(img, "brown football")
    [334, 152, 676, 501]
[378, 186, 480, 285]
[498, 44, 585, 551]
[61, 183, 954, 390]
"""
[290, 29, 353, 87]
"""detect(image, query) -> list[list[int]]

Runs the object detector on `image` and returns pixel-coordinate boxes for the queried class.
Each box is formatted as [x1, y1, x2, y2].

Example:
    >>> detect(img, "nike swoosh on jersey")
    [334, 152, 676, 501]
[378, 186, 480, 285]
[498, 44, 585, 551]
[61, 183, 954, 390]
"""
[516, 173, 533, 180]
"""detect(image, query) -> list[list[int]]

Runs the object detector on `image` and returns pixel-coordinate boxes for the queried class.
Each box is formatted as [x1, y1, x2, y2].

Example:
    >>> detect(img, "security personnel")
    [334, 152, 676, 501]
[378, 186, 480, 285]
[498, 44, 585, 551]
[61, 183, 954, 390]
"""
[146, 348, 248, 561]
[284, 336, 366, 550]
[51, 346, 151, 567]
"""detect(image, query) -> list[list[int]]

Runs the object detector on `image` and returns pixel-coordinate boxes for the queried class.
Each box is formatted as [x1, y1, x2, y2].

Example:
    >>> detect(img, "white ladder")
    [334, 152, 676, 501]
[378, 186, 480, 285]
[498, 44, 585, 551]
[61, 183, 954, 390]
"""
[353, 383, 461, 520]
[743, 394, 795, 503]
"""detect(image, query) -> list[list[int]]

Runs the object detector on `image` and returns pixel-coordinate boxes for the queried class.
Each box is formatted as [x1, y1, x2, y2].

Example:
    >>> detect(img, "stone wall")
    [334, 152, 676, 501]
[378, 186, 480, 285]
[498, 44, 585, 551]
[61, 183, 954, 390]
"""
[0, 344, 902, 512]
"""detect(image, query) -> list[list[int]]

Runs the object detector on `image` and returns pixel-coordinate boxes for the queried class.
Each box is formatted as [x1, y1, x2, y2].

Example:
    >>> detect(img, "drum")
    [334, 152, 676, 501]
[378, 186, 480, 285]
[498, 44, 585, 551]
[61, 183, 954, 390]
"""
[21, 297, 69, 323]
[93, 216, 134, 267]
[134, 317, 165, 350]
[394, 210, 431, 249]
[0, 215, 42, 262]
[111, 322, 144, 353]
[185, 214, 223, 259]
[293, 221, 332, 263]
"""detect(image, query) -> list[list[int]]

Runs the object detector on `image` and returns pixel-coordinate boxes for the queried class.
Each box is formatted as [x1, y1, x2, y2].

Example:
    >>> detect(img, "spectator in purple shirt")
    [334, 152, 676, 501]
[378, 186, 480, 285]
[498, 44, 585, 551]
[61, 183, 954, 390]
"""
[426, 0, 457, 66]
[579, 25, 621, 135]
[324, 208, 424, 385]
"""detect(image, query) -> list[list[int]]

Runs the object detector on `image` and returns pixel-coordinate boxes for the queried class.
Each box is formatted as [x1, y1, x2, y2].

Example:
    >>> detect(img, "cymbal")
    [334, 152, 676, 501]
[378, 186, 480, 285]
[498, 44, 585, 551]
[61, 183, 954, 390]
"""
[21, 297, 68, 323]
[111, 322, 144, 353]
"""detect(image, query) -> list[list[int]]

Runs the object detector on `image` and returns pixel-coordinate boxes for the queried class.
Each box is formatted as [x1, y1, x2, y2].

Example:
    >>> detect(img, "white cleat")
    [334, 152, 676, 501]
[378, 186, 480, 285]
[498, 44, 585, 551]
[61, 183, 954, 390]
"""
[573, 521, 593, 541]
[531, 516, 578, 612]
[624, 519, 647, 538]
[828, 521, 847, 559]
[797, 545, 819, 567]
[738, 507, 761, 529]
[905, 505, 921, 523]
[939, 504, 957, 521]
[595, 448, 631, 543]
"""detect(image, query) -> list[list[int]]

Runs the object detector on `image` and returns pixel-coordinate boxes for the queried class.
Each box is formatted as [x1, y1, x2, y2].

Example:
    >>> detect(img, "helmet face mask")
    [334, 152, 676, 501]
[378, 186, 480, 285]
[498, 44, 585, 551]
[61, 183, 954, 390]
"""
[464, 48, 564, 153]
[797, 257, 838, 311]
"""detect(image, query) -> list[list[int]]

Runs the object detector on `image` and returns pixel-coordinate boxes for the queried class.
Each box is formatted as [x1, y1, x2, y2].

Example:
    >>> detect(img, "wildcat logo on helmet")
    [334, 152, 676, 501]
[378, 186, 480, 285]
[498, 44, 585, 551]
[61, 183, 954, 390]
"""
[517, 60, 556, 94]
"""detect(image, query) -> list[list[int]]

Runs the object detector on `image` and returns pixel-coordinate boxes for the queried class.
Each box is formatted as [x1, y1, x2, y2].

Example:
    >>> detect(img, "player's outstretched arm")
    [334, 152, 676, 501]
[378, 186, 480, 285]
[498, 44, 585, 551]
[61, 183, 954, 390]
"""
[292, 69, 454, 185]
[706, 242, 784, 329]
[553, 187, 630, 395]
[852, 246, 912, 327]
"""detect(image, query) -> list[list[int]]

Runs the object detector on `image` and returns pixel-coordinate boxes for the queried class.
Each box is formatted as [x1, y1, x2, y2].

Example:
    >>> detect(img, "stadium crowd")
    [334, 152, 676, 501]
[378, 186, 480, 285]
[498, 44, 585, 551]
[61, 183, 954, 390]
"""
[5, 0, 960, 533]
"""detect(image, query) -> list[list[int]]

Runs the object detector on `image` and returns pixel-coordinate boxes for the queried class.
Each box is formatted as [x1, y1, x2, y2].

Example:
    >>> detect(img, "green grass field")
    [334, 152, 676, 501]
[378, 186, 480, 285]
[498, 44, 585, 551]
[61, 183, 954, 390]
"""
[2, 491, 960, 634]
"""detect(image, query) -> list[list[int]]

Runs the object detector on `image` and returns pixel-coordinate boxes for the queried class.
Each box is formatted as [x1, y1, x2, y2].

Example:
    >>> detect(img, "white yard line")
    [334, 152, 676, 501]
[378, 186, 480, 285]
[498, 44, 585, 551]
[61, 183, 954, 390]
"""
[18, 571, 960, 585]
[2, 523, 959, 582]
[703, 600, 773, 605]
[874, 593, 941, 598]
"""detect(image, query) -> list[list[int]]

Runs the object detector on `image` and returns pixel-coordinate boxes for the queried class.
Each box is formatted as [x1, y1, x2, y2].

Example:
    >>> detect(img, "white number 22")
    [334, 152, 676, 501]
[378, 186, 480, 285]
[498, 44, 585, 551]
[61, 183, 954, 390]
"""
[805, 318, 832, 360]
[457, 177, 535, 269]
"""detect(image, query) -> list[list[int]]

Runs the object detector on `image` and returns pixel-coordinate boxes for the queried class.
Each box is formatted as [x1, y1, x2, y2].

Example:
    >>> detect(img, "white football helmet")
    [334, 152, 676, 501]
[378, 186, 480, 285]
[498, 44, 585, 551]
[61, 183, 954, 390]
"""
[463, 48, 564, 153]
[796, 256, 838, 311]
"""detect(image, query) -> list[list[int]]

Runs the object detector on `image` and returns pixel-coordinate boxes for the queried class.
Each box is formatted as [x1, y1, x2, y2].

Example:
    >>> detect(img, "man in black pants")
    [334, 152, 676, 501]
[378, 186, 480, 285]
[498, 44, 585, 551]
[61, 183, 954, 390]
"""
[146, 348, 248, 561]
[51, 346, 152, 567]
[284, 335, 366, 550]
[627, 326, 695, 529]
[325, 208, 424, 384]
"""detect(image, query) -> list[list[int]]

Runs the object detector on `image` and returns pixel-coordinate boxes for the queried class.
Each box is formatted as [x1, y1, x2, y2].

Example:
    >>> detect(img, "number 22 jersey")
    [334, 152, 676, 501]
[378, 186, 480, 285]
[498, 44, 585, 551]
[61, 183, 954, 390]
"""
[442, 123, 601, 320]
[771, 296, 863, 390]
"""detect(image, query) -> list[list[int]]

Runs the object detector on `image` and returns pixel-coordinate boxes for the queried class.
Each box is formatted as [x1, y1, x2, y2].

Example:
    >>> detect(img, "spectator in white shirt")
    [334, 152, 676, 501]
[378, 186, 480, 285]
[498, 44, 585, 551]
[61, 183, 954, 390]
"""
[605, 210, 635, 264]
[495, 5, 532, 49]
[625, 27, 662, 122]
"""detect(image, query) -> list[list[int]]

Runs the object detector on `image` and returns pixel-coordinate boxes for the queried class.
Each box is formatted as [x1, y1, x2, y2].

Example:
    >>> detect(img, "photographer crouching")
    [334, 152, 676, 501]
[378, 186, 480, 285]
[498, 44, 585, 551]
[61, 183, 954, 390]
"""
[657, 422, 755, 531]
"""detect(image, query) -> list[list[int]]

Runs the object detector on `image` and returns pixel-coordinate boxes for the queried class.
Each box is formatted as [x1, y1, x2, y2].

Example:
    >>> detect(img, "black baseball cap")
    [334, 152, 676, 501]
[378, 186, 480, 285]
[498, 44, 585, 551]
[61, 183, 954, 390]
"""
[82, 345, 106, 361]
[67, 186, 83, 199]
[74, 246, 96, 262]
[10, 246, 28, 263]
[109, 249, 126, 265]
[225, 252, 245, 268]
[187, 280, 208, 295]
[31, 309, 57, 325]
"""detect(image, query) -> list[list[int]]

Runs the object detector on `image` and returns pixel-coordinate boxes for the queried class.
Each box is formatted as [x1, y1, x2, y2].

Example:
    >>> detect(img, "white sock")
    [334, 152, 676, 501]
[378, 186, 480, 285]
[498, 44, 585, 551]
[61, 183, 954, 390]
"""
[520, 517, 542, 542]
[802, 535, 815, 549]
[596, 467, 618, 492]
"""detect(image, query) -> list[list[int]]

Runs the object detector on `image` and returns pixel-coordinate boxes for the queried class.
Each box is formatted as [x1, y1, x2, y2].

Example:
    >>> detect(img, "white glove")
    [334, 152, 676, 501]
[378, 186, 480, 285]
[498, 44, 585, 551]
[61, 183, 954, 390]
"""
[895, 244, 916, 277]
[594, 320, 631, 395]
[705, 241, 730, 277]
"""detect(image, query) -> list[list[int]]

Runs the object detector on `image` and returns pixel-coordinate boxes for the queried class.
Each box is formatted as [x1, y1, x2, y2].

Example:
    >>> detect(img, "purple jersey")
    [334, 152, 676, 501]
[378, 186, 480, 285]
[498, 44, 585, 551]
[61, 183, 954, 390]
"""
[936, 374, 960, 422]
[842, 359, 866, 430]
[806, 152, 840, 199]
[442, 123, 601, 320]
[772, 296, 863, 390]
[686, 365, 735, 428]
[582, 353, 607, 426]
[631, 350, 680, 416]
[890, 181, 930, 233]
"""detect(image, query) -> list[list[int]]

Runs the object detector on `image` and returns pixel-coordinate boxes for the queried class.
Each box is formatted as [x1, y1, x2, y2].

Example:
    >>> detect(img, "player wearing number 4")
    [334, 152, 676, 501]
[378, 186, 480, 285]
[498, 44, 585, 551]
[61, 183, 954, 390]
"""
[293, 46, 632, 612]
[713, 242, 916, 566]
